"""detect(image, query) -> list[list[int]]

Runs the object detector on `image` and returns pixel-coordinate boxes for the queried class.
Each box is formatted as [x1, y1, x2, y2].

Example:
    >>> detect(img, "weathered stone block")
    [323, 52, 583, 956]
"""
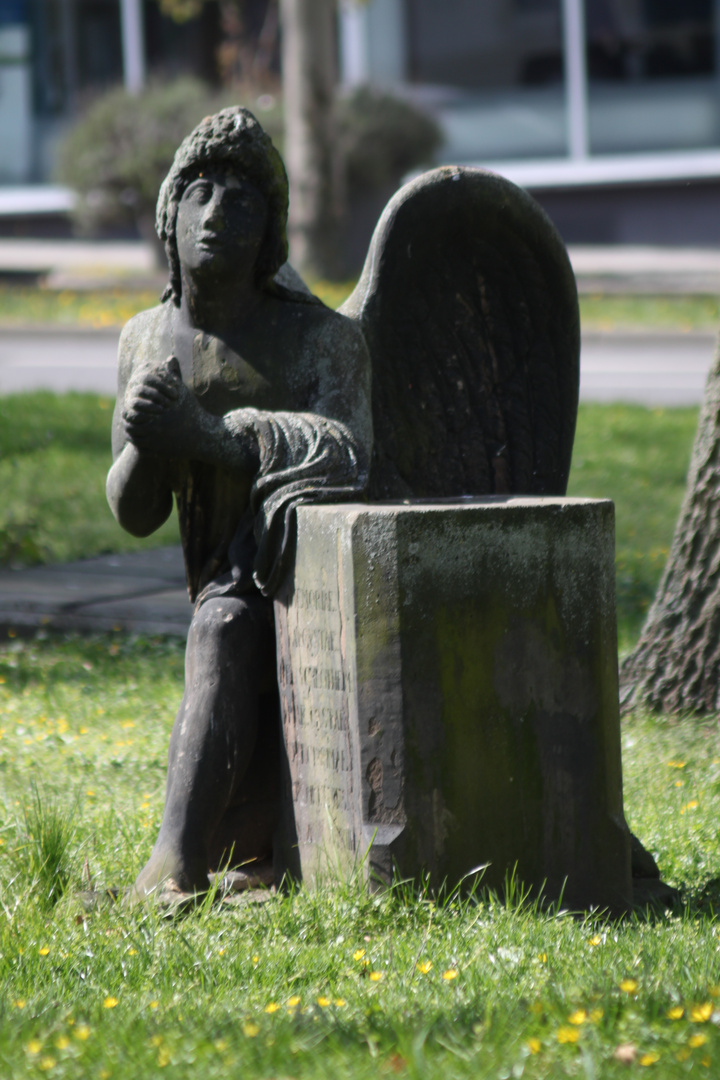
[274, 497, 632, 913]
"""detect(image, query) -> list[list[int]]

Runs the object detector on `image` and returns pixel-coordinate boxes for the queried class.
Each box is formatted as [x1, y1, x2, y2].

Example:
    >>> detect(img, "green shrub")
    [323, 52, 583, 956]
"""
[55, 79, 283, 244]
[336, 85, 443, 193]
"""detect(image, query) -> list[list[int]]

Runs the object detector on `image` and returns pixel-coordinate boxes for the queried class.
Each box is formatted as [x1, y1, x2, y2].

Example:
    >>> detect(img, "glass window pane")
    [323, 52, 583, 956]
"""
[587, 0, 718, 153]
[407, 0, 568, 160]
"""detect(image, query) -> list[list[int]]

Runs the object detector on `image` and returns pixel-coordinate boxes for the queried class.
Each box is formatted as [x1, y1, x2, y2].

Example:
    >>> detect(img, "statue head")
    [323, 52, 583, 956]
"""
[156, 107, 289, 305]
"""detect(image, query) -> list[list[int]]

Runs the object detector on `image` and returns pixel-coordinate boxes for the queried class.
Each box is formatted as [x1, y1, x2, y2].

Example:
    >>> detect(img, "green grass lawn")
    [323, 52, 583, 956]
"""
[0, 379, 716, 1076]
[567, 404, 699, 651]
[0, 634, 719, 1078]
[0, 392, 179, 566]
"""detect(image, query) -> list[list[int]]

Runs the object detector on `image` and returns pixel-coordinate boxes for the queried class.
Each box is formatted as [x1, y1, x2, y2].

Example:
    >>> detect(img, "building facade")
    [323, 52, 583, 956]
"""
[340, 0, 720, 244]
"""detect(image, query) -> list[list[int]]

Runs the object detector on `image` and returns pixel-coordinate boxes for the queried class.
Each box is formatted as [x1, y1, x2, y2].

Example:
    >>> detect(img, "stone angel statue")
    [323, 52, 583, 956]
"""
[106, 107, 579, 901]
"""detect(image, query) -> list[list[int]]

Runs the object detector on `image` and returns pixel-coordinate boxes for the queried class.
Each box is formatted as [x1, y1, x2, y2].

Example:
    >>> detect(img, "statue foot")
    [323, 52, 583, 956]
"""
[130, 844, 210, 904]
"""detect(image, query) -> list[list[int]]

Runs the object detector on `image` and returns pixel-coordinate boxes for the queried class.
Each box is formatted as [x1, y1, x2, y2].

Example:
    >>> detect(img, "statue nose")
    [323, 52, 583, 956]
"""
[203, 193, 225, 228]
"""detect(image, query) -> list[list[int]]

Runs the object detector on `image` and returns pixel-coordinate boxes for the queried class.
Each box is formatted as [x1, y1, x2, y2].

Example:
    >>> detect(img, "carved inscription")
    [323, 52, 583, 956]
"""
[276, 547, 360, 873]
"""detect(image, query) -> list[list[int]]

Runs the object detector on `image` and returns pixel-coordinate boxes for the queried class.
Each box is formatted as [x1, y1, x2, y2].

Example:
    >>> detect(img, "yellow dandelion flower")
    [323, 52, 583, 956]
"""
[149, 1001, 159, 1010]
[680, 800, 699, 814]
[527, 1037, 541, 1054]
[667, 761, 686, 768]
[639, 1051, 660, 1066]
[667, 1006, 684, 1020]
[675, 780, 684, 787]
[442, 969, 458, 980]
[317, 996, 331, 1007]
[619, 979, 638, 994]
[252, 954, 259, 964]
[13, 1000, 26, 1009]
[417, 961, 432, 974]
[38, 947, 50, 956]
[556, 1026, 579, 1044]
[55, 1035, 70, 1050]
[265, 1003, 280, 1013]
[369, 971, 384, 982]
[38, 1057, 56, 1071]
[691, 1003, 712, 1023]
[288, 995, 301, 1007]
[568, 1010, 587, 1025]
[242, 1021, 259, 1038]
[689, 1033, 708, 1048]
[334, 999, 346, 1008]
[218, 948, 225, 956]
[26, 1040, 42, 1055]
[157, 1047, 171, 1067]
[588, 935, 601, 947]
[538, 952, 548, 963]
[103, 996, 118, 1009]
[74, 1025, 91, 1041]
[353, 949, 365, 961]
[590, 1008, 604, 1022]
[127, 948, 137, 956]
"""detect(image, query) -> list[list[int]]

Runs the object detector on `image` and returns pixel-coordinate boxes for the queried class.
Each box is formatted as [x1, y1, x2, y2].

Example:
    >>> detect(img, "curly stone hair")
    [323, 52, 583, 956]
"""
[156, 107, 289, 305]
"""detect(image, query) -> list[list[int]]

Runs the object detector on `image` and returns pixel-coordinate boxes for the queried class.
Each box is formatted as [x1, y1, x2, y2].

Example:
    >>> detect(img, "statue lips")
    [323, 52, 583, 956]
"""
[195, 231, 225, 253]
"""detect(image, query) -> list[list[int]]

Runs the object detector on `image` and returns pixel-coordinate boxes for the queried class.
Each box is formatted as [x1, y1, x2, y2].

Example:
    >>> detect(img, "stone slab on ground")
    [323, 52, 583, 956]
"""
[0, 545, 191, 637]
[274, 497, 632, 913]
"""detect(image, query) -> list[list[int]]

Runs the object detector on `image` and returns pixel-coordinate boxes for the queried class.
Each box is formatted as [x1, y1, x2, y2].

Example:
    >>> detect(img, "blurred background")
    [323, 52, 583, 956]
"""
[4, 0, 720, 250]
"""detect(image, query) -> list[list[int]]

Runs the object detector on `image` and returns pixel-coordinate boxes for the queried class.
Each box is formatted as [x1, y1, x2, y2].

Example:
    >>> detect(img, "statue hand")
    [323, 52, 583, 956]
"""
[123, 356, 206, 458]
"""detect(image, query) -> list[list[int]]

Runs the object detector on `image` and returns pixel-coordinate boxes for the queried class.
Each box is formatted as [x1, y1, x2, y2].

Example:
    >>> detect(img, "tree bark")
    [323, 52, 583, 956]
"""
[279, 0, 339, 278]
[620, 342, 720, 713]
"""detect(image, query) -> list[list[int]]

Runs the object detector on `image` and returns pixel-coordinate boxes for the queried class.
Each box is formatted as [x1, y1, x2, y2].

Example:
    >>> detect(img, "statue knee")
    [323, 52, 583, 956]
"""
[188, 595, 275, 676]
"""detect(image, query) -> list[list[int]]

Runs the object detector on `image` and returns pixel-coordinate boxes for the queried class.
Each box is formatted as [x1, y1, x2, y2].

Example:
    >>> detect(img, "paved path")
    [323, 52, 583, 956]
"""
[0, 547, 192, 638]
[0, 326, 717, 405]
[580, 331, 716, 405]
[0, 327, 120, 395]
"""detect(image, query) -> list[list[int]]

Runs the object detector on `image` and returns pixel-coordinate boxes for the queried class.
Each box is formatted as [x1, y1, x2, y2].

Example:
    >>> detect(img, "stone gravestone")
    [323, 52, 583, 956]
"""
[274, 497, 633, 914]
[110, 106, 664, 910]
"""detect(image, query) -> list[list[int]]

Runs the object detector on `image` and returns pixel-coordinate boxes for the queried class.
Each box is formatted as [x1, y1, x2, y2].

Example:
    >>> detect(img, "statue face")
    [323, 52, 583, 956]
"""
[175, 167, 268, 279]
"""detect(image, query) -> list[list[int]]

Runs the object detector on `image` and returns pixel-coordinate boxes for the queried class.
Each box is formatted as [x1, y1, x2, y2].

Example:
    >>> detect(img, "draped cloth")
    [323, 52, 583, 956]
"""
[186, 406, 368, 610]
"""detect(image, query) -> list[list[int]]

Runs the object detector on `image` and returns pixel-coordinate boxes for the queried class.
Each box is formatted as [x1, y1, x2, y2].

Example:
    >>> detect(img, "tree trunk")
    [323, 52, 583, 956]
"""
[620, 342, 720, 713]
[279, 0, 339, 278]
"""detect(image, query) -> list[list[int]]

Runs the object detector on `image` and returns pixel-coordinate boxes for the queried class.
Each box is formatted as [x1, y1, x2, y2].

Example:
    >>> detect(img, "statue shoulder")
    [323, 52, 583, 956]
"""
[281, 298, 368, 366]
[119, 303, 168, 353]
[117, 303, 170, 383]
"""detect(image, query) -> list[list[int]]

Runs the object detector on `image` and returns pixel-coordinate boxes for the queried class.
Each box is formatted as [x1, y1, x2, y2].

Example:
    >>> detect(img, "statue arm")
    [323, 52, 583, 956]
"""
[106, 317, 174, 538]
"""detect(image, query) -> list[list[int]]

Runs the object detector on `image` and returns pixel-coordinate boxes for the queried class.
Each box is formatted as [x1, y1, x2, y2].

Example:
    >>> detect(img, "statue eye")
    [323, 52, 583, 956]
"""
[187, 180, 212, 203]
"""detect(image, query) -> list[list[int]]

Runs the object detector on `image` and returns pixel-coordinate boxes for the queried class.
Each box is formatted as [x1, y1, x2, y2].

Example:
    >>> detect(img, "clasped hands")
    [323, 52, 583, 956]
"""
[122, 356, 207, 458]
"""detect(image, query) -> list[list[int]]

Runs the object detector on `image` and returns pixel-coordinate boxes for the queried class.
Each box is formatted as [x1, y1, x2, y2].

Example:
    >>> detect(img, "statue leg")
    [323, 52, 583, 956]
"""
[132, 592, 276, 896]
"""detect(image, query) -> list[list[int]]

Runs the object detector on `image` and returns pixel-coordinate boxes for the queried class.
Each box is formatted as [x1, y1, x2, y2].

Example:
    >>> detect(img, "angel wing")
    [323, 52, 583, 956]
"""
[338, 166, 580, 500]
